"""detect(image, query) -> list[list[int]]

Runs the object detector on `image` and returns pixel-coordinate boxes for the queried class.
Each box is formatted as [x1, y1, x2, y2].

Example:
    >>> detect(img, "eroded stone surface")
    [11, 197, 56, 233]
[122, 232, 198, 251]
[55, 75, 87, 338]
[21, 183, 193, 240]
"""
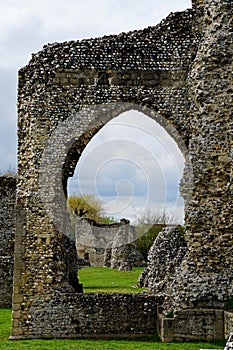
[164, 0, 233, 312]
[108, 220, 145, 271]
[138, 227, 187, 293]
[0, 176, 15, 308]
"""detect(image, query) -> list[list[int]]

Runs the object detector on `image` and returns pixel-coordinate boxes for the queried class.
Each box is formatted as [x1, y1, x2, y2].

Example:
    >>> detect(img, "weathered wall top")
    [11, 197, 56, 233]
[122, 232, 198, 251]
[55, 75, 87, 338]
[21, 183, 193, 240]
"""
[192, 0, 204, 7]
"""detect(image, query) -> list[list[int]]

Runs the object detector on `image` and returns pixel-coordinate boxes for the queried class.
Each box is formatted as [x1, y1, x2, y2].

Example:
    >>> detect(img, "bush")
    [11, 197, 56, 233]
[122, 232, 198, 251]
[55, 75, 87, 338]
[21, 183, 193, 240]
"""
[135, 224, 165, 260]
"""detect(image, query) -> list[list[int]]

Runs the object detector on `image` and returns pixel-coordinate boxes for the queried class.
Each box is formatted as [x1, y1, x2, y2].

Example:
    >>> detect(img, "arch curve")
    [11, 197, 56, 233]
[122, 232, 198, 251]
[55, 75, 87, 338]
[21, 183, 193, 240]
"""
[39, 103, 192, 238]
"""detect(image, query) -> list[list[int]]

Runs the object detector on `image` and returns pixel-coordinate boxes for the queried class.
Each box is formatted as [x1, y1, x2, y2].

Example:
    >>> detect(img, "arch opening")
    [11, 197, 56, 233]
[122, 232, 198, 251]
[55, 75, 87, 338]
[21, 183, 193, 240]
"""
[65, 108, 188, 284]
[67, 109, 186, 225]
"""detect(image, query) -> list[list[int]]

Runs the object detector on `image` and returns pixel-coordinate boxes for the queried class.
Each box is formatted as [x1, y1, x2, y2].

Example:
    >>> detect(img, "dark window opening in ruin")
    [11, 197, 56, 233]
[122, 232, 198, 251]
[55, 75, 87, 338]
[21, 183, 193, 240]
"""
[84, 252, 89, 261]
[66, 109, 185, 288]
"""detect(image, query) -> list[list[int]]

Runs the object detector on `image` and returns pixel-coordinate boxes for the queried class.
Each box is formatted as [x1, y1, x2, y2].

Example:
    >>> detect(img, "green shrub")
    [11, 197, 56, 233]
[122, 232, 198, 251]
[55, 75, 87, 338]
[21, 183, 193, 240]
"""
[135, 224, 165, 260]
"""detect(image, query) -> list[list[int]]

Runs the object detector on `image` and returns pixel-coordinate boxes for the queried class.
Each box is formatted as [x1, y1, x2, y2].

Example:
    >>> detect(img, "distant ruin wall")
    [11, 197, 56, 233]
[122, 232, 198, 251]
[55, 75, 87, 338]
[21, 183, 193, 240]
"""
[75, 218, 120, 266]
[0, 176, 16, 308]
[76, 217, 145, 269]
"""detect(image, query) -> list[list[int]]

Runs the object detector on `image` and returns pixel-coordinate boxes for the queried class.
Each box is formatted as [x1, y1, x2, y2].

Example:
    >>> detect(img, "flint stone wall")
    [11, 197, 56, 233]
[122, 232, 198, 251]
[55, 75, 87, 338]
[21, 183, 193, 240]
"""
[104, 220, 145, 270]
[13, 3, 196, 333]
[76, 218, 145, 269]
[164, 0, 233, 312]
[138, 227, 187, 292]
[12, 293, 159, 339]
[0, 176, 16, 308]
[0, 257, 14, 308]
[11, 0, 233, 340]
[109, 243, 146, 271]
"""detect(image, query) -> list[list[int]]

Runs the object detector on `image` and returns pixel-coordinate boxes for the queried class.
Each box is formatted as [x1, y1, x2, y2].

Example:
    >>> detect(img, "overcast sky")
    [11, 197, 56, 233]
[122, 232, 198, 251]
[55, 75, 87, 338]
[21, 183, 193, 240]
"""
[0, 0, 191, 222]
[68, 110, 185, 223]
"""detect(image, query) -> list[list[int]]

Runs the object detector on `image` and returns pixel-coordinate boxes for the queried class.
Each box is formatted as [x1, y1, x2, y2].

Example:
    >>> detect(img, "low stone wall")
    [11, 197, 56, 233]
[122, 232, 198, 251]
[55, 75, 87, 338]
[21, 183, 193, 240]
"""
[11, 292, 158, 339]
[173, 309, 224, 342]
[224, 311, 233, 339]
[158, 308, 224, 342]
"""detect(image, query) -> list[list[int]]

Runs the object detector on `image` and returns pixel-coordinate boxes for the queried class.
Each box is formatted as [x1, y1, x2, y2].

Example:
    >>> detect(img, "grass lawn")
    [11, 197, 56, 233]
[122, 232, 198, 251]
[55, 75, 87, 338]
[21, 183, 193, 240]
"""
[78, 266, 146, 293]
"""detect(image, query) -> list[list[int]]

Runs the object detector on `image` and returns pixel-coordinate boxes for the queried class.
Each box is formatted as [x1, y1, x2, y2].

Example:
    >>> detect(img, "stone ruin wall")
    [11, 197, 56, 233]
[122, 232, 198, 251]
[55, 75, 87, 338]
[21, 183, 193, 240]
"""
[75, 218, 120, 266]
[138, 227, 187, 292]
[165, 0, 233, 311]
[105, 220, 146, 270]
[76, 218, 145, 269]
[0, 176, 16, 308]
[12, 4, 198, 338]
[141, 0, 233, 314]
[9, 0, 233, 341]
[16, 292, 159, 339]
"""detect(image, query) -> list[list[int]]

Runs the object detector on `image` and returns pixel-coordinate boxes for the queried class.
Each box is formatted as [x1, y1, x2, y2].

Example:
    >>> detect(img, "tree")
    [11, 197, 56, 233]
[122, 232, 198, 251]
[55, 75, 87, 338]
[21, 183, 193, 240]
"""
[0, 166, 16, 177]
[134, 209, 182, 260]
[67, 194, 104, 222]
[135, 224, 165, 260]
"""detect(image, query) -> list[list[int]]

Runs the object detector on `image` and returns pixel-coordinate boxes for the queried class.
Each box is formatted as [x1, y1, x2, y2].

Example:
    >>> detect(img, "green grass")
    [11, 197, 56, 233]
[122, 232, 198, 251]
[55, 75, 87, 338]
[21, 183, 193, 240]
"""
[78, 266, 146, 293]
[0, 309, 225, 349]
